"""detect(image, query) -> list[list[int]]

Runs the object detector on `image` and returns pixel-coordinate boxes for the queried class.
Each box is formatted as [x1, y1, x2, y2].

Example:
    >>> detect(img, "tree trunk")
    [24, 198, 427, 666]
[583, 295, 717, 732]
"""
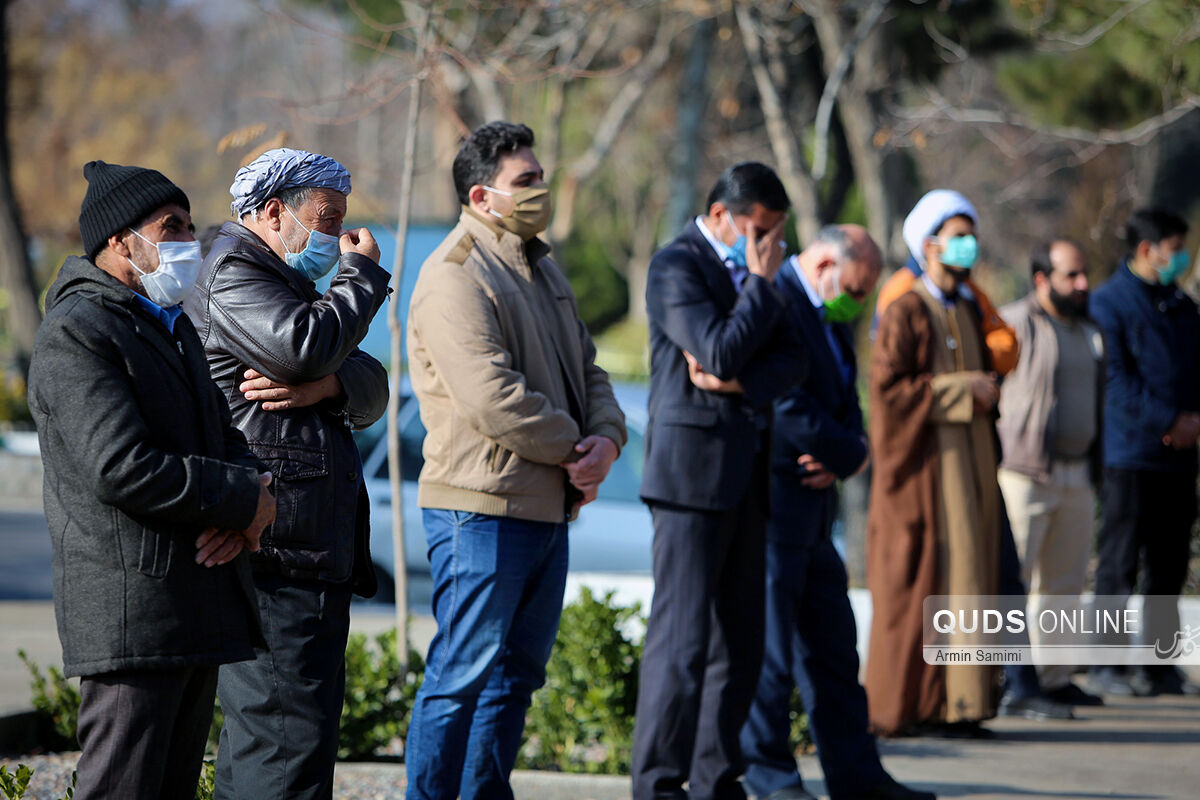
[736, 2, 822, 244]
[662, 15, 716, 244]
[0, 0, 42, 375]
[387, 0, 435, 669]
[806, 1, 913, 261]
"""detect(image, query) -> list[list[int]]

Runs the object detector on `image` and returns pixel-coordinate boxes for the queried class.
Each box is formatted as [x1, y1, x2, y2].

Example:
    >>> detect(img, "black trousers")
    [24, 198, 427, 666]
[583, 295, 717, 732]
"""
[1094, 466, 1197, 675]
[215, 571, 353, 800]
[631, 473, 768, 800]
[75, 665, 218, 800]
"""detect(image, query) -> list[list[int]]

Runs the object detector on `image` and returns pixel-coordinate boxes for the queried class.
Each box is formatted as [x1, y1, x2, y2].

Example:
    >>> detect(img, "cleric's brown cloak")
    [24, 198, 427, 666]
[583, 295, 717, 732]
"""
[864, 283, 1002, 735]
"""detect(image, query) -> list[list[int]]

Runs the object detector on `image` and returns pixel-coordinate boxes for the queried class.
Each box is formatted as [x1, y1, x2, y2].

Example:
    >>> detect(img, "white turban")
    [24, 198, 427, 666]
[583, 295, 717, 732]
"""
[902, 189, 978, 266]
[229, 148, 352, 218]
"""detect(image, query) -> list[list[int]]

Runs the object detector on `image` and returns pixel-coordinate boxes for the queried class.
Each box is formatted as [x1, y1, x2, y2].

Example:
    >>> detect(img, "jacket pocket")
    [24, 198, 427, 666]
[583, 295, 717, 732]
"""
[657, 404, 720, 428]
[136, 524, 172, 579]
[252, 443, 330, 549]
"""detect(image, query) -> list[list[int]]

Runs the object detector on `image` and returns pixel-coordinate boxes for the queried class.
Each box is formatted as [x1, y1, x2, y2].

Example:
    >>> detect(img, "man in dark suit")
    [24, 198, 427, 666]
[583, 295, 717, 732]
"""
[739, 226, 935, 800]
[633, 162, 806, 800]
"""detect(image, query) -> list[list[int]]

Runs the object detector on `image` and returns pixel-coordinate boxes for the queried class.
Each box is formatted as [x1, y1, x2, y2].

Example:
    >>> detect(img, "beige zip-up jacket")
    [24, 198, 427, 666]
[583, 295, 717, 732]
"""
[407, 208, 627, 523]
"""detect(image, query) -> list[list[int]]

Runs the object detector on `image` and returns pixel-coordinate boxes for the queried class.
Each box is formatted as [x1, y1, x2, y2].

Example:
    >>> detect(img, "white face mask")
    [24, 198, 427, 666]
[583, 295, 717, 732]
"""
[126, 228, 203, 307]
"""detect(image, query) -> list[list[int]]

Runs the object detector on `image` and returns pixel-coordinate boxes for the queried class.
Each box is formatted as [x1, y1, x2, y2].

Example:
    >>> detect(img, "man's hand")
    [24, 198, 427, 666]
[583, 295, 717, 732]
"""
[745, 217, 787, 282]
[195, 528, 245, 568]
[562, 435, 619, 492]
[797, 453, 836, 490]
[1163, 412, 1200, 449]
[241, 369, 342, 412]
[340, 227, 381, 262]
[683, 350, 744, 394]
[570, 482, 601, 516]
[194, 473, 274, 566]
[969, 371, 1000, 413]
[240, 472, 276, 552]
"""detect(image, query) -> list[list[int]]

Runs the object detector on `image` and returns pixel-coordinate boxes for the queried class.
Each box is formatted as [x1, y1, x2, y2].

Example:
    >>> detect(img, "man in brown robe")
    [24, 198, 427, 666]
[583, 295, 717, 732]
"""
[865, 200, 1002, 738]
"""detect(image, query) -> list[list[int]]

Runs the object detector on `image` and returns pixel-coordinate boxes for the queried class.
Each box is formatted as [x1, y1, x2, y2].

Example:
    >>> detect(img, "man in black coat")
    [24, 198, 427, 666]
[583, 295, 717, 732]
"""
[183, 148, 389, 800]
[27, 161, 276, 800]
[633, 162, 806, 800]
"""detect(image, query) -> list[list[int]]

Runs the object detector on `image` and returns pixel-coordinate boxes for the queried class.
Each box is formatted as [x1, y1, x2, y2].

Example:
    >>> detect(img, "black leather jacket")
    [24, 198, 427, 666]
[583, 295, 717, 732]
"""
[184, 222, 390, 595]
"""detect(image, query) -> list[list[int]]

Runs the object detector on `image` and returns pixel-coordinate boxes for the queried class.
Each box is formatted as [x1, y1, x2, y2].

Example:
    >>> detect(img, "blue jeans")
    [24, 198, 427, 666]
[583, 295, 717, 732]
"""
[405, 509, 568, 800]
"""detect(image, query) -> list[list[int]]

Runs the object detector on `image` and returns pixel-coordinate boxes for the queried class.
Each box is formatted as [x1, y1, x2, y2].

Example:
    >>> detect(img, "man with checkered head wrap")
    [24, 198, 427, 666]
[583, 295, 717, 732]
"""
[182, 147, 391, 800]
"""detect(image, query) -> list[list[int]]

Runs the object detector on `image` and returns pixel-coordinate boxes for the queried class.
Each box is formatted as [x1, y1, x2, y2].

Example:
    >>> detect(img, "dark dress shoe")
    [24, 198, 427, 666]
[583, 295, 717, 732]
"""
[844, 774, 937, 800]
[911, 719, 994, 739]
[997, 693, 1075, 720]
[1044, 682, 1104, 706]
[1143, 669, 1200, 696]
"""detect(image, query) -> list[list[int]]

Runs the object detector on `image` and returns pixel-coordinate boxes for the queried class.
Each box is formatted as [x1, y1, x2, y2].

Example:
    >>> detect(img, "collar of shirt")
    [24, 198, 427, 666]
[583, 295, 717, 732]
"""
[791, 255, 825, 313]
[132, 292, 183, 334]
[695, 216, 749, 292]
[921, 272, 958, 310]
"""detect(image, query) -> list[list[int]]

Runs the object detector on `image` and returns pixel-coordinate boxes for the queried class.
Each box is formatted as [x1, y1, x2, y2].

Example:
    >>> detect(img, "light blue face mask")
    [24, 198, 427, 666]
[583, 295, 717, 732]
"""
[282, 205, 340, 281]
[939, 234, 979, 270]
[721, 213, 749, 269]
[1157, 250, 1190, 286]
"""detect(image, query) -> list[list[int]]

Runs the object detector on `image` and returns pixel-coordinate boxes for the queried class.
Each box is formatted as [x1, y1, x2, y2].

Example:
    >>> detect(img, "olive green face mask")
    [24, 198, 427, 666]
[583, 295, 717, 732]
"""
[821, 266, 864, 322]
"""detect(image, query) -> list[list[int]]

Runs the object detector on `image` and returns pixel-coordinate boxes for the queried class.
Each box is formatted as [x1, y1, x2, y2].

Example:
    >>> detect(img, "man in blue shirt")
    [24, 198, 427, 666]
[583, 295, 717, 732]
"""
[1088, 207, 1200, 697]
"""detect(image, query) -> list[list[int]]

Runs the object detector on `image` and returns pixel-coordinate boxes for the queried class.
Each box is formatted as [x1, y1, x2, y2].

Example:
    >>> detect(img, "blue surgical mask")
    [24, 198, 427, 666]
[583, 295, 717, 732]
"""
[939, 234, 979, 270]
[282, 205, 340, 281]
[1157, 250, 1190, 286]
[126, 228, 203, 307]
[720, 214, 748, 269]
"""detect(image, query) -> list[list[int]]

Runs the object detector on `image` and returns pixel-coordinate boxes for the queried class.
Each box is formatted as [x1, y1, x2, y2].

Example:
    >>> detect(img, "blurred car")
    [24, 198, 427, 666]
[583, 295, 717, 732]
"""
[354, 382, 651, 606]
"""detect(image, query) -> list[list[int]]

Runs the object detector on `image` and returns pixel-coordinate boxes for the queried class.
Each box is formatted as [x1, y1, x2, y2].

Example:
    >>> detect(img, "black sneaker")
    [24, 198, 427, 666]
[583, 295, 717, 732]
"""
[1044, 682, 1104, 706]
[997, 693, 1075, 720]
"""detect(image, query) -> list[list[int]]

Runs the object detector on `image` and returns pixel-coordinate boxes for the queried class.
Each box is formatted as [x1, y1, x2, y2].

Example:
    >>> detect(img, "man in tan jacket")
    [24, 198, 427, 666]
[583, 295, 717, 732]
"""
[404, 121, 627, 800]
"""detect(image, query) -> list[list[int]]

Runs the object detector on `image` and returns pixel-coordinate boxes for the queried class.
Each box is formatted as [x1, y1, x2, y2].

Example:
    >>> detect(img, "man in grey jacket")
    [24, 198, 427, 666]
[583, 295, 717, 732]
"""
[28, 160, 276, 800]
[184, 148, 389, 800]
[997, 239, 1104, 707]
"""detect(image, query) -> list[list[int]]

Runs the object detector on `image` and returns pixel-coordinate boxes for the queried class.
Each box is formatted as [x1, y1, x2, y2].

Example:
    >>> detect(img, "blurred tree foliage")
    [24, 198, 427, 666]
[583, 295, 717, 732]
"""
[998, 0, 1200, 128]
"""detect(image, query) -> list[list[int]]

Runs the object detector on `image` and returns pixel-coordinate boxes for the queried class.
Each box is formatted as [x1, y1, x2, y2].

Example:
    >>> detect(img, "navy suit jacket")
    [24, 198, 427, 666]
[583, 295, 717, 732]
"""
[641, 221, 807, 511]
[770, 264, 867, 546]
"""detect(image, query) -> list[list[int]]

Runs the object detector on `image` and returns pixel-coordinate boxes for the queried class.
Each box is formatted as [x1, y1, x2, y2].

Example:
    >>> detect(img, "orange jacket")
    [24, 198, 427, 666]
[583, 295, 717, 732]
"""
[874, 267, 1018, 376]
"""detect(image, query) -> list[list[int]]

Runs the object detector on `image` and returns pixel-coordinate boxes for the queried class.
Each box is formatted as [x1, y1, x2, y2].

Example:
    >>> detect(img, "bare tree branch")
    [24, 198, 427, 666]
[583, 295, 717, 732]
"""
[1035, 0, 1154, 52]
[564, 15, 682, 182]
[736, 0, 821, 243]
[922, 14, 966, 63]
[812, 0, 889, 181]
[895, 92, 1200, 147]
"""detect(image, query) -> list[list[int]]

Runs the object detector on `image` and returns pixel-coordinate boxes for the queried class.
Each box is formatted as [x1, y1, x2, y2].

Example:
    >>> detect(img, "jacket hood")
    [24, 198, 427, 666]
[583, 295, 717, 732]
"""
[44, 255, 141, 313]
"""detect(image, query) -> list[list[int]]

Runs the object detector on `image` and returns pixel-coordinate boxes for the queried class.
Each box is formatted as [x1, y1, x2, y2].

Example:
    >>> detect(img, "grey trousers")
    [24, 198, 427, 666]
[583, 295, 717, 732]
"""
[215, 571, 353, 800]
[75, 666, 219, 800]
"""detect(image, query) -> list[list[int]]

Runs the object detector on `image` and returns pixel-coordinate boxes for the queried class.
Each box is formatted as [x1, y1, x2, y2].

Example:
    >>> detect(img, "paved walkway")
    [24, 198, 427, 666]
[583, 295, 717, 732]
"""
[4, 693, 1199, 798]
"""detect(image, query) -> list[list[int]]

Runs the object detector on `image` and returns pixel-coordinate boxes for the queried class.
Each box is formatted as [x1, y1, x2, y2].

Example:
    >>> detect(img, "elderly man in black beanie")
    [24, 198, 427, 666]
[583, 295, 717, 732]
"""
[183, 148, 389, 800]
[26, 160, 277, 800]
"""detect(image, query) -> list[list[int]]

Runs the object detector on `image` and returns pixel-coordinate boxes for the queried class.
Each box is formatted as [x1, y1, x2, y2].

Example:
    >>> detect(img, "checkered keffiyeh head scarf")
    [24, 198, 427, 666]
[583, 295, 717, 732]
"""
[229, 148, 352, 218]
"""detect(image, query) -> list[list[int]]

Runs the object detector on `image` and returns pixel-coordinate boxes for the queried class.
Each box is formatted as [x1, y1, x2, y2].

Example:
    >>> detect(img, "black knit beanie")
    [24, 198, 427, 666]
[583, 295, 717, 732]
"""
[78, 160, 191, 259]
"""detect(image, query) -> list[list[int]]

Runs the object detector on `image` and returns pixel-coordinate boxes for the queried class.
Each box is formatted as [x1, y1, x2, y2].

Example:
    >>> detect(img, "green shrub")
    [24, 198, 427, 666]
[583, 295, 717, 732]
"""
[0, 764, 32, 800]
[18, 650, 79, 752]
[518, 588, 643, 774]
[195, 760, 215, 800]
[0, 765, 74, 800]
[789, 689, 814, 756]
[339, 628, 425, 760]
